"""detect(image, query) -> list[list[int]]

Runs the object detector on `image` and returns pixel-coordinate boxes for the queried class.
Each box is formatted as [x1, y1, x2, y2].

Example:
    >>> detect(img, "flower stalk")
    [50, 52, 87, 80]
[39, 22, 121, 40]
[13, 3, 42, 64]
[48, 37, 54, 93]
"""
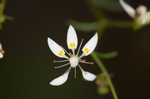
[92, 16, 119, 99]
[91, 52, 118, 99]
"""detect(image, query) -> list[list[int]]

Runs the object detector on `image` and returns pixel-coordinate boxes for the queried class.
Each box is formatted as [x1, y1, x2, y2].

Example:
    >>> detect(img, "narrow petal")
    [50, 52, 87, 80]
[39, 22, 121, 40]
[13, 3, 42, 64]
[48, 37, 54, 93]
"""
[0, 53, 3, 59]
[0, 43, 4, 59]
[82, 33, 98, 56]
[47, 37, 68, 59]
[142, 12, 150, 24]
[119, 0, 136, 18]
[80, 67, 96, 81]
[67, 25, 78, 50]
[49, 68, 71, 86]
[82, 71, 96, 81]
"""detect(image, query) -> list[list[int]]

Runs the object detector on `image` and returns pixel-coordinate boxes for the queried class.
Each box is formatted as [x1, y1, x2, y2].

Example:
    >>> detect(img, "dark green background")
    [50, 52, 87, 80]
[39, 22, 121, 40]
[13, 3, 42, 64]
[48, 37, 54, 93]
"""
[0, 0, 150, 99]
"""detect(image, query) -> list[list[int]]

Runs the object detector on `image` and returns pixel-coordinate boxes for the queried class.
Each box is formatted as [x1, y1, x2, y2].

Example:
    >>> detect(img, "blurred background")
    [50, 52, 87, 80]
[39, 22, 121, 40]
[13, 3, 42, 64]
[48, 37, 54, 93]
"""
[0, 0, 150, 99]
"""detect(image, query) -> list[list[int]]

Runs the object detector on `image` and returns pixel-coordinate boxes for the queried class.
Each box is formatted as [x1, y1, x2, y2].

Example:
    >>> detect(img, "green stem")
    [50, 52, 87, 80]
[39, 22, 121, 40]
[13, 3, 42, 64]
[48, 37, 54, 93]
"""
[92, 52, 118, 99]
[1, 0, 6, 10]
[96, 51, 118, 59]
[108, 20, 133, 28]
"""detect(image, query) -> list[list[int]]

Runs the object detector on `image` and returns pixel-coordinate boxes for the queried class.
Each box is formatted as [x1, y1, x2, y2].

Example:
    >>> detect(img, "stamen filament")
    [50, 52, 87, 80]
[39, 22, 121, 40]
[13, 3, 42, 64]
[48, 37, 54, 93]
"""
[61, 46, 70, 57]
[78, 64, 84, 72]
[53, 60, 69, 63]
[54, 63, 70, 69]
[65, 67, 71, 73]
[80, 53, 85, 58]
[77, 39, 84, 56]
[74, 67, 76, 79]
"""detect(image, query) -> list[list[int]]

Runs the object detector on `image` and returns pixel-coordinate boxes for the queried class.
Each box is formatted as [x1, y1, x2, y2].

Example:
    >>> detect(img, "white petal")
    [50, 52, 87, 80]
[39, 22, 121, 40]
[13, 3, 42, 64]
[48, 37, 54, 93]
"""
[81, 69, 96, 81]
[67, 25, 78, 50]
[49, 68, 70, 86]
[142, 12, 150, 24]
[82, 33, 98, 56]
[47, 37, 68, 58]
[0, 53, 3, 59]
[119, 0, 136, 18]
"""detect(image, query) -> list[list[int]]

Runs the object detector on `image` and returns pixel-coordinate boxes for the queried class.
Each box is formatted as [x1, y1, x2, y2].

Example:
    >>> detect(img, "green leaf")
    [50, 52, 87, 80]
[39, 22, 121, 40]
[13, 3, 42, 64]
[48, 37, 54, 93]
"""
[108, 20, 133, 28]
[96, 51, 118, 59]
[67, 20, 98, 32]
[87, 0, 122, 12]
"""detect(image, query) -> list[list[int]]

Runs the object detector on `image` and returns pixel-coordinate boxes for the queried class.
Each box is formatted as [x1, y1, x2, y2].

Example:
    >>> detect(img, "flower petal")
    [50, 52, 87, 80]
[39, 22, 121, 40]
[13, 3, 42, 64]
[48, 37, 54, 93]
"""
[47, 37, 68, 59]
[119, 0, 136, 18]
[142, 12, 150, 24]
[49, 68, 71, 86]
[67, 25, 78, 50]
[82, 33, 98, 56]
[0, 53, 3, 59]
[81, 69, 96, 81]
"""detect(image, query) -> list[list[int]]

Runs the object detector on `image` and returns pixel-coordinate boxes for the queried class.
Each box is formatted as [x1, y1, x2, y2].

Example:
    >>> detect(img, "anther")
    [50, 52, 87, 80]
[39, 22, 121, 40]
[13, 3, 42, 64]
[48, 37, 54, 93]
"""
[90, 62, 94, 64]
[81, 59, 86, 63]
[80, 59, 94, 64]
[1, 50, 5, 54]
[68, 52, 72, 56]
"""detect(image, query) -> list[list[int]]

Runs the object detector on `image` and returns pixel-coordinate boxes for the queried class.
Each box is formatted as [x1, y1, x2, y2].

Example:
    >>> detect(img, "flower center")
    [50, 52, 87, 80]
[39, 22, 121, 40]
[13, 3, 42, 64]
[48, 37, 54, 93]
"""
[69, 56, 79, 68]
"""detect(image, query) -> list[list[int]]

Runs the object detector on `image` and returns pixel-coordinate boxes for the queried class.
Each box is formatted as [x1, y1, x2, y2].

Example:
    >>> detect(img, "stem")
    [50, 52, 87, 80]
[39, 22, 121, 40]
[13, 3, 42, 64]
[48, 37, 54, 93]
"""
[92, 52, 118, 99]
[95, 18, 119, 99]
[1, 0, 6, 11]
[96, 51, 118, 59]
[108, 20, 133, 28]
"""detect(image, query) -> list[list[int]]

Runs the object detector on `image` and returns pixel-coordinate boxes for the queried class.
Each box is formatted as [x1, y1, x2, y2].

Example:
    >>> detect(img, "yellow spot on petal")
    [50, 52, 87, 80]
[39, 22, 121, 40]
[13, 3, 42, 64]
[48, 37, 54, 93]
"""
[69, 43, 75, 48]
[58, 50, 63, 56]
[84, 48, 89, 53]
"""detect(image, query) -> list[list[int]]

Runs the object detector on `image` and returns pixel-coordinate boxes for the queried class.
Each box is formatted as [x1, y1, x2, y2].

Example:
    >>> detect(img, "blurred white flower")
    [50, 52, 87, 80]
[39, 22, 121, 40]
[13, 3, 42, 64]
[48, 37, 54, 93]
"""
[0, 43, 5, 59]
[48, 25, 98, 86]
[120, 0, 150, 25]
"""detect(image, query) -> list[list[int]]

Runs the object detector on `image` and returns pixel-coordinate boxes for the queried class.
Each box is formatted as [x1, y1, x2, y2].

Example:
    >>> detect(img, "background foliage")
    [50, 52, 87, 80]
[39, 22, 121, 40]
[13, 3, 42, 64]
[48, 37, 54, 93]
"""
[0, 0, 150, 99]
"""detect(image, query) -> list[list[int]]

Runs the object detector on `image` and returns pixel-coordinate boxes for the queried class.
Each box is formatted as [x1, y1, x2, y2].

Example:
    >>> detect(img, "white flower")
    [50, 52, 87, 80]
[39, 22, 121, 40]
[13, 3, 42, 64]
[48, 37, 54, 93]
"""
[0, 43, 5, 59]
[48, 25, 98, 86]
[119, 0, 150, 25]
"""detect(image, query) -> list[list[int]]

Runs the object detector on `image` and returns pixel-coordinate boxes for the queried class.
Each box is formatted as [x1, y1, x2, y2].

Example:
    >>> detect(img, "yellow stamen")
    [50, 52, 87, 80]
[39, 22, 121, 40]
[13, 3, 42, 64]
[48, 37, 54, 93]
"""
[84, 48, 89, 53]
[58, 50, 63, 56]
